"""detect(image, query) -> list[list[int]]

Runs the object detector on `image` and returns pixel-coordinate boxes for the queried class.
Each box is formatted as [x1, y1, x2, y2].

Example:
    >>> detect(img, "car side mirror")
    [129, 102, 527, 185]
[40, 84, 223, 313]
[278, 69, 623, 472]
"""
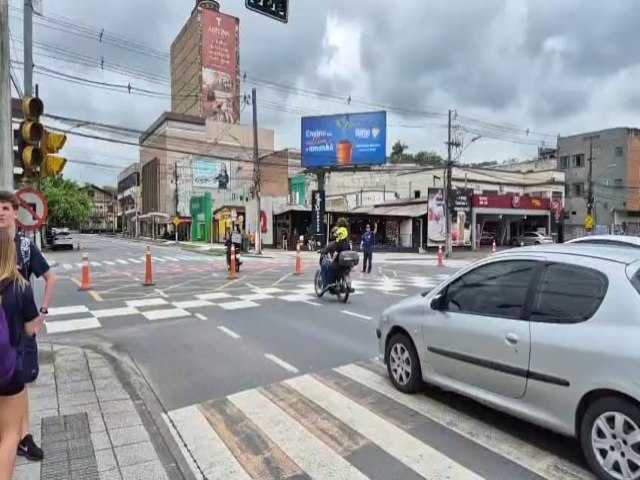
[430, 294, 444, 311]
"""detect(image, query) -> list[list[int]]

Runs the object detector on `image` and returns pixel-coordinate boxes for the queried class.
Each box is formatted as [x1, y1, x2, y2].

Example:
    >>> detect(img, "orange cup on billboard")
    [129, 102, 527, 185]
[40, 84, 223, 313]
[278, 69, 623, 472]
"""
[337, 140, 353, 165]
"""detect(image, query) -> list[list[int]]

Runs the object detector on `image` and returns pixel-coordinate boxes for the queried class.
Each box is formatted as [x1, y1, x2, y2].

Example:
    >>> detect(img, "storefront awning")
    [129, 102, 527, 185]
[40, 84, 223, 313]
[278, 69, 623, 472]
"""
[351, 203, 429, 218]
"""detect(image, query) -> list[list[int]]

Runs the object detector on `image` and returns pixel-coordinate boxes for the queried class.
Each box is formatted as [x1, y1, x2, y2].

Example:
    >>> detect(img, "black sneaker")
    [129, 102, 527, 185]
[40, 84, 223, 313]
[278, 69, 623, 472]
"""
[17, 434, 43, 461]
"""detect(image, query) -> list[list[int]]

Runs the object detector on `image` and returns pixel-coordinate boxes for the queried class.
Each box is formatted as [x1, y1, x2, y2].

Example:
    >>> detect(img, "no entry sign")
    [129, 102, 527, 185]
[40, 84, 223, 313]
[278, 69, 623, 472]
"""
[16, 187, 48, 230]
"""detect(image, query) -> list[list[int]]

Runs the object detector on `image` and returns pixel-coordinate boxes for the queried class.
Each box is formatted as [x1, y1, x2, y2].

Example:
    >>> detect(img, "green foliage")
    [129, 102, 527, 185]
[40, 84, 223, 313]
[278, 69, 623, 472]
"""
[41, 175, 92, 228]
[390, 140, 443, 165]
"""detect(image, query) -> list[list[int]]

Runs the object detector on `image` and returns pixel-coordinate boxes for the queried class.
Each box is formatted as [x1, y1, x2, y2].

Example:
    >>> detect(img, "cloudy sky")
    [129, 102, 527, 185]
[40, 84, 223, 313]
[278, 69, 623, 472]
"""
[8, 0, 640, 187]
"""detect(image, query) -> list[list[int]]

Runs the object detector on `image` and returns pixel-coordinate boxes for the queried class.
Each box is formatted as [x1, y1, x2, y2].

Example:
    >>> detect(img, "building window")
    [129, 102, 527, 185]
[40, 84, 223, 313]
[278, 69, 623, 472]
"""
[573, 154, 585, 168]
[615, 179, 623, 187]
[572, 183, 584, 196]
[559, 156, 569, 169]
[564, 184, 570, 197]
[615, 146, 623, 157]
[413, 190, 421, 199]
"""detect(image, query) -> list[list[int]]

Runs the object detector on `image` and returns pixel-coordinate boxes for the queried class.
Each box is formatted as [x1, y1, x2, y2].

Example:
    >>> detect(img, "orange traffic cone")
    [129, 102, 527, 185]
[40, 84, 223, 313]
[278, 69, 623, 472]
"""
[492, 240, 496, 253]
[78, 246, 92, 291]
[143, 245, 155, 287]
[295, 242, 302, 275]
[437, 245, 444, 267]
[228, 246, 237, 280]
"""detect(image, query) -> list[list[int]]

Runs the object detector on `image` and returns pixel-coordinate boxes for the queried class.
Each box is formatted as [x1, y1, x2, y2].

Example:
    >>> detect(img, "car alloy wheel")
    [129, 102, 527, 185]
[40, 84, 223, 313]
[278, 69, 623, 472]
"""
[386, 334, 422, 393]
[582, 397, 640, 480]
[591, 412, 640, 479]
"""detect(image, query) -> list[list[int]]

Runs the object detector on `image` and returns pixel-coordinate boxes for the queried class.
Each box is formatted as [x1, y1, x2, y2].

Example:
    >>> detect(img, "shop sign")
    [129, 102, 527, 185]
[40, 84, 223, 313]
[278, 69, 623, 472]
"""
[472, 194, 550, 210]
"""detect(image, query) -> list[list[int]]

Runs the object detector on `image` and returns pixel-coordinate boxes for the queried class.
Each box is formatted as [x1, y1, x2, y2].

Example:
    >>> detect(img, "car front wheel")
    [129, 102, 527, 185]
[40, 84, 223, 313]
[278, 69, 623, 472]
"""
[580, 397, 640, 480]
[386, 333, 422, 393]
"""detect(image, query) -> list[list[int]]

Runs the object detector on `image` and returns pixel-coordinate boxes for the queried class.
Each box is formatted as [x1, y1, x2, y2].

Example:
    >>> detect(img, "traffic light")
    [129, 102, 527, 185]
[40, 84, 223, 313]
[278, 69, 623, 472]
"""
[245, 0, 288, 23]
[41, 130, 68, 177]
[18, 96, 45, 175]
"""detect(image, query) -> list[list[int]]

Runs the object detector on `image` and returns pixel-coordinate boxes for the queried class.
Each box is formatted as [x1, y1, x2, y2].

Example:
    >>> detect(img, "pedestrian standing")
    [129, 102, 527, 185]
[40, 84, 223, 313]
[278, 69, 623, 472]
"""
[0, 191, 58, 462]
[0, 228, 45, 479]
[360, 222, 377, 274]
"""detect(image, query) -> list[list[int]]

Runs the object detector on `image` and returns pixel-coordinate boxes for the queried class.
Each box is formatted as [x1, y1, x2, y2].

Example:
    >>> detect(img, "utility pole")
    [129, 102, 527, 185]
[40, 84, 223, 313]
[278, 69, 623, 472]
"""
[23, 0, 33, 96]
[252, 87, 261, 254]
[0, 0, 12, 191]
[585, 134, 599, 233]
[443, 109, 461, 257]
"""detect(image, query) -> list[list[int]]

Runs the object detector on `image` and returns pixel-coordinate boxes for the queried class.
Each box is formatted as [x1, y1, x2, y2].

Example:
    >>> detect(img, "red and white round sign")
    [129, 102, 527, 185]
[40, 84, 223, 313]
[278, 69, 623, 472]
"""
[16, 187, 48, 230]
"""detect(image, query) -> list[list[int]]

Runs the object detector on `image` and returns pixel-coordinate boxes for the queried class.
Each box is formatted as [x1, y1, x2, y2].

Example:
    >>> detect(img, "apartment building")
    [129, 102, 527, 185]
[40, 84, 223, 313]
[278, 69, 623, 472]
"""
[117, 164, 141, 237]
[80, 184, 118, 233]
[558, 128, 640, 236]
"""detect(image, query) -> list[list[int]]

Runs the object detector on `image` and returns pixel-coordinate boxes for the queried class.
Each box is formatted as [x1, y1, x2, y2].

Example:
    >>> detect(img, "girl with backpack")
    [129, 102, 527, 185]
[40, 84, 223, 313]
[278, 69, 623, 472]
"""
[0, 229, 44, 479]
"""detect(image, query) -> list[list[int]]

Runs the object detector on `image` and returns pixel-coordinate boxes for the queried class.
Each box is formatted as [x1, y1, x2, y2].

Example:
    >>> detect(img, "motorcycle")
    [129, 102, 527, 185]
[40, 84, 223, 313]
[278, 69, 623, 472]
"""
[314, 250, 359, 303]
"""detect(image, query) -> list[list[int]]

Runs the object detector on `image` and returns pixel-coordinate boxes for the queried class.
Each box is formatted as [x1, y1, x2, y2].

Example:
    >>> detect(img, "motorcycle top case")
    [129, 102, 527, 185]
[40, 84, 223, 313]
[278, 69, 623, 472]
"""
[338, 251, 360, 267]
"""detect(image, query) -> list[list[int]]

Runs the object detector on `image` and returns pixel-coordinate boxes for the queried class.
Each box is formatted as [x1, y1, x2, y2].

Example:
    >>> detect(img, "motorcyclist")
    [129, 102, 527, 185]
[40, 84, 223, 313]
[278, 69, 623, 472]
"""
[322, 226, 351, 290]
[320, 227, 338, 287]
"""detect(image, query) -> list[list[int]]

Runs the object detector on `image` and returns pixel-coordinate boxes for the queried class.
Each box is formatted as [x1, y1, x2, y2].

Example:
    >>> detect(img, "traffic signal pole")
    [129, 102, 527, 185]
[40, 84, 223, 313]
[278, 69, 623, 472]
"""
[0, 0, 13, 191]
[23, 0, 33, 96]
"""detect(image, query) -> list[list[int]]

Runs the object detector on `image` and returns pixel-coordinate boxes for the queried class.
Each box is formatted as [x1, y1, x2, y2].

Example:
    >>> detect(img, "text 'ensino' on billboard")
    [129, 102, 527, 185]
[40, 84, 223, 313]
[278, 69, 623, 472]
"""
[301, 111, 387, 168]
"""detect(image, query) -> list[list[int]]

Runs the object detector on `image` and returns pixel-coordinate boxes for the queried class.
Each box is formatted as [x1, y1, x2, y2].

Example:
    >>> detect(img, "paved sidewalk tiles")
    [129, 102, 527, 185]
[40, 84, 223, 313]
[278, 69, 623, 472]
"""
[12, 344, 169, 480]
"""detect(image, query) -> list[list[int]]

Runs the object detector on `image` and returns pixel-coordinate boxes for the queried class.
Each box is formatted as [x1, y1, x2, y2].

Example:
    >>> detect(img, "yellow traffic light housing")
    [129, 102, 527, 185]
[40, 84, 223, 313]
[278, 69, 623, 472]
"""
[41, 129, 68, 178]
[18, 96, 45, 176]
[42, 155, 67, 177]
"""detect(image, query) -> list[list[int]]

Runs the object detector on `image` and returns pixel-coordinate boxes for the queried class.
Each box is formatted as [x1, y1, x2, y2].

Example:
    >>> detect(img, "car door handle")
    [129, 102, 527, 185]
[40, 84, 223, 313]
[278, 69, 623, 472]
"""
[505, 333, 519, 345]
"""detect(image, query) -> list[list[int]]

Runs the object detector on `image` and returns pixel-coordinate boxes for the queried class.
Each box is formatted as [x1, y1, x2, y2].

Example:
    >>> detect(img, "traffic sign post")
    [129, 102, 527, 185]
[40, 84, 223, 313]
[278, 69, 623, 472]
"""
[173, 217, 180, 242]
[16, 187, 47, 230]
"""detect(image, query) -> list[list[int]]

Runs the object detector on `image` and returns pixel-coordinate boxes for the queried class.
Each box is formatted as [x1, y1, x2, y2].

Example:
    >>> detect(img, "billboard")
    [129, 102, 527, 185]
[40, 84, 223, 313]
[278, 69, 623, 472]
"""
[301, 111, 387, 168]
[202, 10, 240, 123]
[192, 158, 231, 190]
[427, 188, 473, 247]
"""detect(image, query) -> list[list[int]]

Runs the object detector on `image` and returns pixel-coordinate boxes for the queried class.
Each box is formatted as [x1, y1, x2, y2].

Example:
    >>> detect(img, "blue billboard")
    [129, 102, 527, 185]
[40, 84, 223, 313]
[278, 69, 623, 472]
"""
[301, 111, 387, 168]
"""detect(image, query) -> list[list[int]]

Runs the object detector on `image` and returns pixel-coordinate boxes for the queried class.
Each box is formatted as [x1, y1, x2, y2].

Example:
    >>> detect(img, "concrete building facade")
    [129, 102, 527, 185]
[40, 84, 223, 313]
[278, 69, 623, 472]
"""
[558, 128, 640, 237]
[80, 185, 118, 233]
[117, 164, 141, 237]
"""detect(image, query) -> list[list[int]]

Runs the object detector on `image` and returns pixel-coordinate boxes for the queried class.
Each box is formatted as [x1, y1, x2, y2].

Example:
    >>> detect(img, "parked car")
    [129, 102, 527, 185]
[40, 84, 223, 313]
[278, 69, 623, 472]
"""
[479, 231, 496, 246]
[51, 228, 74, 250]
[512, 231, 554, 246]
[377, 244, 640, 480]
[566, 234, 640, 249]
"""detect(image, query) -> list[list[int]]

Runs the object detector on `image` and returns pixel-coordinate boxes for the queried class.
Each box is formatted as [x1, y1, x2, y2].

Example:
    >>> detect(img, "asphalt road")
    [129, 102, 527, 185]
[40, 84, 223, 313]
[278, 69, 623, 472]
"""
[37, 235, 596, 479]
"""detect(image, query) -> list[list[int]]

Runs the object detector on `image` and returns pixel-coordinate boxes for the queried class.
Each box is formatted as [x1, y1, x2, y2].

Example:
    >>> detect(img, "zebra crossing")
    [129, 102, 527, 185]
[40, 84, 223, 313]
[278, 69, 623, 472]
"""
[165, 360, 594, 480]
[55, 253, 214, 271]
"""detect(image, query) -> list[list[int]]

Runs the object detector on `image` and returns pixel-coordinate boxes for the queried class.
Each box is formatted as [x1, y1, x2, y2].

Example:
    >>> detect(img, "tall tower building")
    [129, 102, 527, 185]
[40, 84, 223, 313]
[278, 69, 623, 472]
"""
[170, 0, 240, 122]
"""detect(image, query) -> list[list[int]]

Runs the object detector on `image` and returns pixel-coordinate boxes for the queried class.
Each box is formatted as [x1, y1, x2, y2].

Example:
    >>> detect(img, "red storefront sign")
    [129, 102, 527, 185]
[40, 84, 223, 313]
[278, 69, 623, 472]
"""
[472, 194, 550, 210]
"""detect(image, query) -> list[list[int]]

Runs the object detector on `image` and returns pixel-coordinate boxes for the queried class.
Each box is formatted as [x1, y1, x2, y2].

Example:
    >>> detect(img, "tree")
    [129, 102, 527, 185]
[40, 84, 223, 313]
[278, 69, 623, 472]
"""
[391, 140, 408, 158]
[41, 175, 92, 228]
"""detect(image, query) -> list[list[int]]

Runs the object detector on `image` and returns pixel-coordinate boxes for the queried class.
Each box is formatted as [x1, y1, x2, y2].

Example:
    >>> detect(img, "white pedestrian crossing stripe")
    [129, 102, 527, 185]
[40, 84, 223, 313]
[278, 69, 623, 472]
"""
[166, 361, 594, 480]
[54, 252, 213, 271]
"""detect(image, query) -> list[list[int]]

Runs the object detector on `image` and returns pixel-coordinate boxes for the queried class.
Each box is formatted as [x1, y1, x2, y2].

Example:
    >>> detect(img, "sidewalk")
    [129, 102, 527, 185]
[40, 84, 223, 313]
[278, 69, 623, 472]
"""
[13, 344, 184, 480]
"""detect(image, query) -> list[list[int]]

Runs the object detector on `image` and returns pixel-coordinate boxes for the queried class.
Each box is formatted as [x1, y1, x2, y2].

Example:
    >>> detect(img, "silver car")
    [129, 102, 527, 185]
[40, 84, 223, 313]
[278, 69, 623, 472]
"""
[377, 245, 640, 480]
[514, 231, 554, 246]
[567, 235, 640, 249]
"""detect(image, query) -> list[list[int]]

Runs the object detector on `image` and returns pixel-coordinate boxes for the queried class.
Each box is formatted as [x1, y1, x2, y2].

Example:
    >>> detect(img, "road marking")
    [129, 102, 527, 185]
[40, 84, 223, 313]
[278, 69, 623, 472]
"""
[303, 300, 322, 307]
[75, 263, 83, 268]
[217, 278, 242, 290]
[341, 310, 372, 321]
[103, 261, 115, 266]
[142, 308, 191, 321]
[90, 261, 102, 267]
[228, 389, 368, 479]
[62, 263, 73, 270]
[217, 326, 241, 339]
[286, 375, 483, 479]
[116, 259, 128, 265]
[218, 300, 259, 310]
[45, 317, 101, 334]
[172, 300, 213, 309]
[126, 298, 168, 308]
[48, 305, 90, 316]
[264, 354, 299, 373]
[154, 256, 167, 263]
[88, 290, 103, 302]
[92, 307, 139, 318]
[273, 272, 292, 286]
[195, 313, 207, 321]
[163, 256, 179, 261]
[335, 363, 592, 479]
[385, 292, 408, 297]
[127, 258, 142, 264]
[196, 292, 232, 301]
[239, 293, 273, 301]
[166, 406, 251, 480]
[154, 289, 168, 298]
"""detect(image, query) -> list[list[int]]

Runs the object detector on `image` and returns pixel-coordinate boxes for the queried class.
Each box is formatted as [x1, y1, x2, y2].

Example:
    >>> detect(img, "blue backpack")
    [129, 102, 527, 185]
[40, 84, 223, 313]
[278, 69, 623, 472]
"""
[0, 290, 17, 389]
